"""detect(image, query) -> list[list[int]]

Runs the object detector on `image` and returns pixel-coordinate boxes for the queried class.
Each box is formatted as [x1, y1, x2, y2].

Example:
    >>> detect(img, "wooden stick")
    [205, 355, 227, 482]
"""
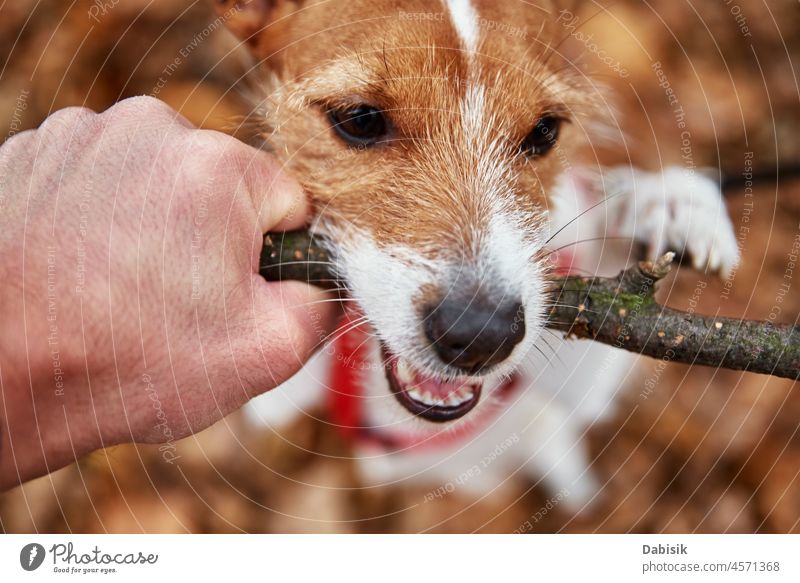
[260, 231, 799, 380]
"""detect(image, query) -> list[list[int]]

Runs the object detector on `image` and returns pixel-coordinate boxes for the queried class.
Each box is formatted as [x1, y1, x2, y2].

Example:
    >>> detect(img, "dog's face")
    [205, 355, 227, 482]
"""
[221, 0, 597, 427]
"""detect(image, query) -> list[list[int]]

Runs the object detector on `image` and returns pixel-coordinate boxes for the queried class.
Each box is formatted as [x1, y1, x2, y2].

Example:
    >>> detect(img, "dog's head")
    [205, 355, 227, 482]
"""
[220, 0, 598, 426]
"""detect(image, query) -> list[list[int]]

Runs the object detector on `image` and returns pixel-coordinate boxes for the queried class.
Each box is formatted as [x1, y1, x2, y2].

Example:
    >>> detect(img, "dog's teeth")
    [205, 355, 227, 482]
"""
[407, 387, 424, 402]
[445, 393, 461, 407]
[402, 373, 478, 409]
[396, 359, 414, 384]
[421, 391, 437, 406]
[455, 391, 471, 406]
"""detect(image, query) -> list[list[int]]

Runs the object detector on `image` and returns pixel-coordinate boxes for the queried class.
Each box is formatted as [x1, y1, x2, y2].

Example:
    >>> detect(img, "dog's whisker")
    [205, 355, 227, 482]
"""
[544, 328, 565, 343]
[261, 260, 338, 269]
[296, 298, 359, 309]
[539, 336, 565, 368]
[541, 320, 580, 326]
[542, 189, 625, 247]
[532, 344, 554, 368]
[321, 316, 372, 347]
[349, 333, 380, 362]
[544, 267, 604, 278]
[544, 303, 600, 315]
[541, 236, 636, 258]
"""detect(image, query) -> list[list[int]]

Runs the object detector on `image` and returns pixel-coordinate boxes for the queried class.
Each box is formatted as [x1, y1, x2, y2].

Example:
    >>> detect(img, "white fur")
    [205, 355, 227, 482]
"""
[461, 83, 487, 149]
[444, 0, 480, 56]
[325, 228, 440, 376]
[448, 0, 486, 170]
[316, 217, 547, 391]
[245, 164, 741, 511]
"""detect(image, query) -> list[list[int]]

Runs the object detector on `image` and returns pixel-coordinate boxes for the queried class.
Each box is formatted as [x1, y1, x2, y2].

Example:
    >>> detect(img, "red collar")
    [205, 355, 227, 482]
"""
[327, 315, 370, 442]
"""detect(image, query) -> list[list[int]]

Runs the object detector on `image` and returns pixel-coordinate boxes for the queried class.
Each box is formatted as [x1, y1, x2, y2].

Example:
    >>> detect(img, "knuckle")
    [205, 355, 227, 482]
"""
[107, 95, 177, 121]
[0, 127, 36, 153]
[28, 107, 100, 163]
[37, 105, 97, 137]
[193, 129, 242, 163]
[102, 96, 193, 139]
[190, 130, 254, 183]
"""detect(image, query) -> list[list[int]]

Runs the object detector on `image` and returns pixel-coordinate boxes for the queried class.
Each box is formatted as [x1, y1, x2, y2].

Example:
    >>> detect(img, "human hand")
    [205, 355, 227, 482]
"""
[0, 96, 335, 487]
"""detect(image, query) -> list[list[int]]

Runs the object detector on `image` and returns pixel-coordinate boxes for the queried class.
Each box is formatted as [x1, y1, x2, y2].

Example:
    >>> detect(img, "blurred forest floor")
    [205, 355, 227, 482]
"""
[1, 0, 798, 533]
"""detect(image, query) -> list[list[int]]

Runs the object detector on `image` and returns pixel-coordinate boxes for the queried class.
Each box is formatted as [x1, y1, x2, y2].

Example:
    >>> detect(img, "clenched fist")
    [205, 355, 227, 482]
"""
[0, 97, 335, 488]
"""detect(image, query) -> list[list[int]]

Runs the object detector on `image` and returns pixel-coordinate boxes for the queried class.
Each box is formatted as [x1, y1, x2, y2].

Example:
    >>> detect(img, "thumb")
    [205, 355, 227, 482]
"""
[216, 135, 311, 233]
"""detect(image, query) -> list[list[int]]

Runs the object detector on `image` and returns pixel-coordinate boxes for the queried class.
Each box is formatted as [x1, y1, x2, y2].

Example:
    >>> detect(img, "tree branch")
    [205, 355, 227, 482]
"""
[260, 231, 799, 381]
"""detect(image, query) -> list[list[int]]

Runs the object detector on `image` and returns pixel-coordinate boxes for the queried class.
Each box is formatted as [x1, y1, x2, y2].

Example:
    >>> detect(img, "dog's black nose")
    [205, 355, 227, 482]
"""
[424, 294, 525, 373]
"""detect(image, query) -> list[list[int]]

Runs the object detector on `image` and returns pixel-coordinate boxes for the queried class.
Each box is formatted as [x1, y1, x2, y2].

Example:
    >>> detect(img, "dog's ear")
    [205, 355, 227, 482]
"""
[214, 0, 302, 56]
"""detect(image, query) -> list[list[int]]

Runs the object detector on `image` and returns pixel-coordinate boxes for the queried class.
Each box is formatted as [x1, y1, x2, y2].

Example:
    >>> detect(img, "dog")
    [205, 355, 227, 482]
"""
[215, 0, 740, 510]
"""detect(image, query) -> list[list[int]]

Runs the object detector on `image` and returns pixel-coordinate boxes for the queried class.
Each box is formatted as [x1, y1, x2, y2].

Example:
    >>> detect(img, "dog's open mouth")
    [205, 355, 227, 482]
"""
[381, 346, 481, 422]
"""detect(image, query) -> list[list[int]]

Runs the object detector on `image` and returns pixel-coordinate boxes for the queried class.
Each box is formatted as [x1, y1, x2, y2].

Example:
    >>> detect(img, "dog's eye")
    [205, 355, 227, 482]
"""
[328, 105, 388, 146]
[521, 116, 562, 158]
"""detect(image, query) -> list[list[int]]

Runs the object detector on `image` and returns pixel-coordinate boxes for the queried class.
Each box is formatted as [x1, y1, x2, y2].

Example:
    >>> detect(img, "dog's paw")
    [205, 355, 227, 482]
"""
[608, 166, 740, 278]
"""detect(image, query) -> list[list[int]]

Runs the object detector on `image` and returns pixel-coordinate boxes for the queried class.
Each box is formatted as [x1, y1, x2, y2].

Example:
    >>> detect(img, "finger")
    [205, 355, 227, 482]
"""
[179, 129, 312, 273]
[226, 143, 310, 233]
[241, 278, 337, 393]
[256, 166, 310, 232]
[180, 128, 311, 235]
[102, 95, 194, 130]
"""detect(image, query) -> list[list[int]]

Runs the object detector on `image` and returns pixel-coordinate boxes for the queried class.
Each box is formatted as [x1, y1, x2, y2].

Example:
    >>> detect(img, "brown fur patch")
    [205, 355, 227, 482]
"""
[222, 0, 601, 259]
